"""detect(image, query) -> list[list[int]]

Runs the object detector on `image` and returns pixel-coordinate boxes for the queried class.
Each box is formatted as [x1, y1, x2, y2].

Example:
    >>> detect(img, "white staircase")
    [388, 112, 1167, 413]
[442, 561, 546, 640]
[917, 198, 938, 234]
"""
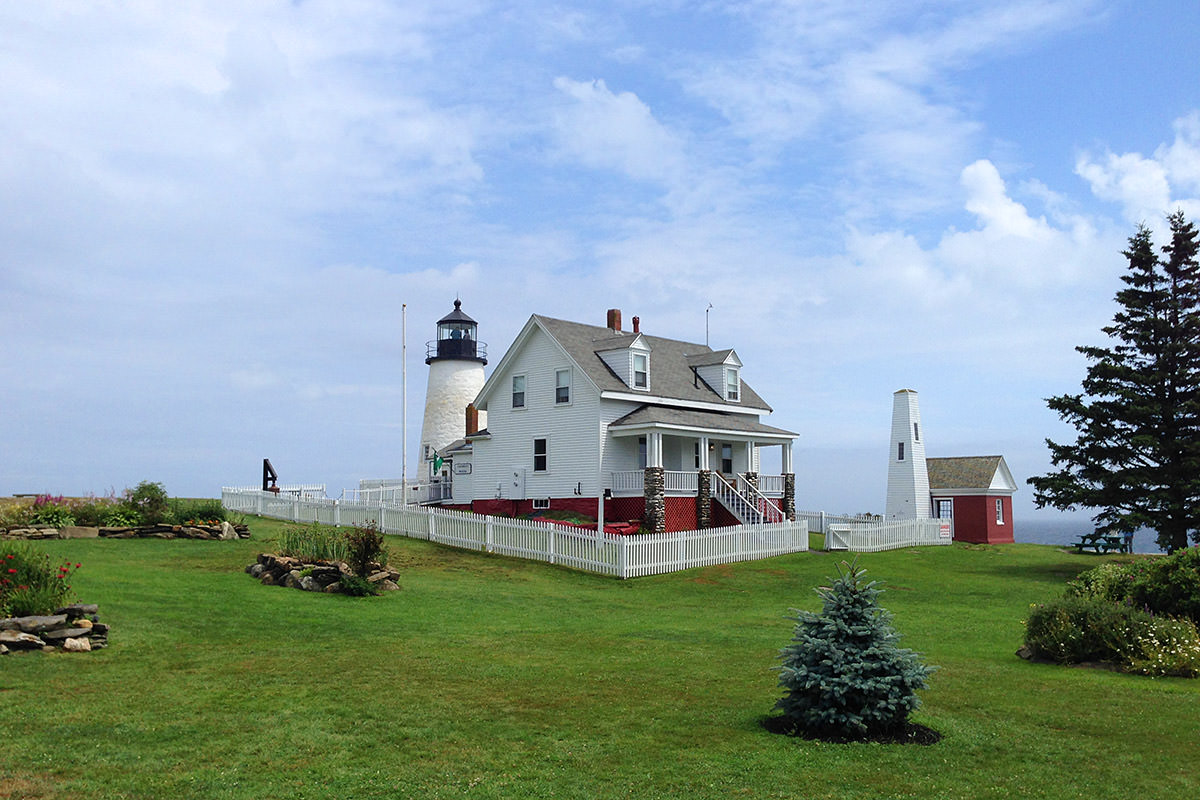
[711, 473, 785, 524]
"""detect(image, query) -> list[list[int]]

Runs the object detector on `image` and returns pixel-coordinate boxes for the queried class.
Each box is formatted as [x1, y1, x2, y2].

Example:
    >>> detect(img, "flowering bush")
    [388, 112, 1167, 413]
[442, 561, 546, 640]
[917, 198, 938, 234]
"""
[1128, 616, 1200, 678]
[1, 543, 79, 617]
[29, 495, 76, 528]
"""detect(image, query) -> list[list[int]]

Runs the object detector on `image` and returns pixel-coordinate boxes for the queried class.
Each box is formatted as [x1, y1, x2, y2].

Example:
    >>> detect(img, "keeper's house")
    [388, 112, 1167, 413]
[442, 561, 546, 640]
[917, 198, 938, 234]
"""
[432, 308, 797, 534]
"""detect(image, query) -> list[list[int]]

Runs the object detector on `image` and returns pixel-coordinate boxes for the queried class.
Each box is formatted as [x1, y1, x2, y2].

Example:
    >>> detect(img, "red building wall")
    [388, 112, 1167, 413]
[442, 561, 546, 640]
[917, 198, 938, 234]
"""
[944, 495, 1014, 544]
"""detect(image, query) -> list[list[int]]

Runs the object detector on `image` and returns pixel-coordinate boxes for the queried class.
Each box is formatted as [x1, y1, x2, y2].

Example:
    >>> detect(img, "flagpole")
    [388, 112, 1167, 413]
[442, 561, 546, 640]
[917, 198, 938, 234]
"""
[402, 303, 408, 507]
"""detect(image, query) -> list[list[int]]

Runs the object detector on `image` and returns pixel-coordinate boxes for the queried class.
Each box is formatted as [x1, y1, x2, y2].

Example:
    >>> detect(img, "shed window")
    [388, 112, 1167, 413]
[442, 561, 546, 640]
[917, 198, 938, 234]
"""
[995, 499, 1004, 524]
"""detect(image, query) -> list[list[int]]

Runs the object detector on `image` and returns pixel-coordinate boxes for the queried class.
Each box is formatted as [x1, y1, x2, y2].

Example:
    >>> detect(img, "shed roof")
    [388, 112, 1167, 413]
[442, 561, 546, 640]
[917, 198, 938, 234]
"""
[927, 456, 1016, 493]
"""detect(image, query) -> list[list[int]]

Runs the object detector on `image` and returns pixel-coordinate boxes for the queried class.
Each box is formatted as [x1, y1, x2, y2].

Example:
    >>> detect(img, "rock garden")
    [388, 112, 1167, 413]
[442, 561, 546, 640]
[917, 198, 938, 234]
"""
[249, 520, 398, 596]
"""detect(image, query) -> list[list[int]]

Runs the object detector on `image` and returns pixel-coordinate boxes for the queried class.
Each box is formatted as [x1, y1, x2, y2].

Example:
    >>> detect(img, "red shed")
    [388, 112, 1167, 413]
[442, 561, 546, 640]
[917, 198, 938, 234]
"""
[927, 456, 1017, 544]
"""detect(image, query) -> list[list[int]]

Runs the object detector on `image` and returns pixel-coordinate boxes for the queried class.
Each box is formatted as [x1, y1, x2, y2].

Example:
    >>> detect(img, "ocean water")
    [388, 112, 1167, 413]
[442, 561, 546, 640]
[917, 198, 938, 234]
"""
[1015, 517, 1165, 555]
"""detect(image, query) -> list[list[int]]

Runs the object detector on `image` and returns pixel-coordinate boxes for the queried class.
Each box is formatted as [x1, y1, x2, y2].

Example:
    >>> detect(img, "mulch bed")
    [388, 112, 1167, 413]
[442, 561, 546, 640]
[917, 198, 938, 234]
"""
[760, 715, 942, 745]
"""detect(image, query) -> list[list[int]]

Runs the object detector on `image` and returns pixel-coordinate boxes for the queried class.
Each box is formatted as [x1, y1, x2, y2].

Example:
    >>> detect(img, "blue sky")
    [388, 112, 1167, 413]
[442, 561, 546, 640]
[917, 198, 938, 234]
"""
[3, 0, 1199, 524]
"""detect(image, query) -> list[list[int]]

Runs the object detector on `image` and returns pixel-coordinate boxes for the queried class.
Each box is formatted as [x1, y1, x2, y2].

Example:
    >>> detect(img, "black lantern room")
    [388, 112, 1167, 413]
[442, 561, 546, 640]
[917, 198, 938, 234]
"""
[426, 299, 488, 364]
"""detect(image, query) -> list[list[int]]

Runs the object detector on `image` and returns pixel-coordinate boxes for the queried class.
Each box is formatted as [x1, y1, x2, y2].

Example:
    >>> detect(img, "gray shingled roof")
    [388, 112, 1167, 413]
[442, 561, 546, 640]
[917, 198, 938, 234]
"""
[534, 315, 772, 411]
[609, 405, 796, 437]
[927, 456, 1004, 490]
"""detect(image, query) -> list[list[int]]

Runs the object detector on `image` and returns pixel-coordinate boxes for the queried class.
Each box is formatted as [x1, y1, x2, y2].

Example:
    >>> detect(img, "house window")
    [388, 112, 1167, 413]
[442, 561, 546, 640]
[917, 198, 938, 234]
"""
[633, 353, 648, 389]
[898, 442, 905, 461]
[721, 443, 733, 474]
[533, 497, 550, 510]
[533, 438, 548, 472]
[555, 369, 571, 404]
[996, 499, 1004, 524]
[694, 442, 701, 469]
[725, 367, 739, 401]
[512, 375, 526, 409]
[638, 437, 647, 469]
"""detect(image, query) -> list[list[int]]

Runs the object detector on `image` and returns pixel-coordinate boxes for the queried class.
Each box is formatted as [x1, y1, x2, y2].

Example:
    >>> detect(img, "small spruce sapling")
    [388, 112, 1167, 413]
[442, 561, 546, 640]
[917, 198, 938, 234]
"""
[775, 559, 935, 739]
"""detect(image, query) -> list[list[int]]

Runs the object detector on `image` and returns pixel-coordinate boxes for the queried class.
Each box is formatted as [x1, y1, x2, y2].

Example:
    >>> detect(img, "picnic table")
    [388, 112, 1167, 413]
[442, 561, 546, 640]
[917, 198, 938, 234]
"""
[1072, 531, 1129, 554]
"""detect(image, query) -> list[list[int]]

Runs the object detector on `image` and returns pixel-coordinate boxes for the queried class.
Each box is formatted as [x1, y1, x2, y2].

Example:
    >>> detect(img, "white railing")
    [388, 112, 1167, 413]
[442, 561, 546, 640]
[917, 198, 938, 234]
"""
[611, 471, 643, 495]
[663, 471, 698, 494]
[221, 487, 809, 579]
[711, 473, 762, 524]
[826, 518, 951, 553]
[739, 478, 785, 524]
[756, 475, 785, 497]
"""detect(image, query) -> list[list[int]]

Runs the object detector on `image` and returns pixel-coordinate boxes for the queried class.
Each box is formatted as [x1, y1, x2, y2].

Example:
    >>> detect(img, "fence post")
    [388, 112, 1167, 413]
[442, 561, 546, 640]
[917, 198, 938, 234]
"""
[429, 511, 437, 542]
[333, 500, 341, 527]
[291, 496, 299, 522]
[618, 535, 628, 579]
[548, 524, 556, 565]
[485, 516, 494, 553]
[819, 510, 826, 534]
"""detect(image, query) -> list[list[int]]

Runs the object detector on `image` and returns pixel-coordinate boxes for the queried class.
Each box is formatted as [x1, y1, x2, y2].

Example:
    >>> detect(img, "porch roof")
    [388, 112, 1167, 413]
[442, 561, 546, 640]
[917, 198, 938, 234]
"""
[608, 404, 796, 440]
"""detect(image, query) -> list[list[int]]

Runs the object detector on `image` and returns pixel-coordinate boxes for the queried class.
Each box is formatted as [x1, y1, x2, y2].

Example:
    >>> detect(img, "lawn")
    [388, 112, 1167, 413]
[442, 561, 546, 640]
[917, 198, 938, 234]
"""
[2, 520, 1197, 799]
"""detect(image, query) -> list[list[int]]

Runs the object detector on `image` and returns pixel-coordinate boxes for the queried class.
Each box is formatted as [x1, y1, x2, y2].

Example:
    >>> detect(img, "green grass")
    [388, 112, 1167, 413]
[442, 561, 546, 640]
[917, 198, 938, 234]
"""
[2, 522, 1197, 799]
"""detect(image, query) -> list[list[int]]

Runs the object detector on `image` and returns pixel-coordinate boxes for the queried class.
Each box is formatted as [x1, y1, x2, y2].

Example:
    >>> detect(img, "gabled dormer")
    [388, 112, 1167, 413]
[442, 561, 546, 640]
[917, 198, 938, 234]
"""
[687, 349, 743, 403]
[595, 333, 652, 392]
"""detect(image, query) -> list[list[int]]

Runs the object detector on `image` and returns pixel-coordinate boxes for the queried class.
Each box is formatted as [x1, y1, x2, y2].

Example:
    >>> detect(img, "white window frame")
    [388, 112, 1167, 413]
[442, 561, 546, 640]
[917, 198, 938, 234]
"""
[511, 374, 526, 409]
[632, 352, 649, 390]
[995, 498, 1005, 525]
[725, 367, 740, 402]
[533, 437, 549, 473]
[533, 497, 550, 510]
[555, 368, 571, 405]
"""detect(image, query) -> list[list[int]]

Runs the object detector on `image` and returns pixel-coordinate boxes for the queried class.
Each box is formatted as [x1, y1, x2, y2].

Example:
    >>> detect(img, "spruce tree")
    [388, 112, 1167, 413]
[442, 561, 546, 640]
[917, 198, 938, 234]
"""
[774, 560, 934, 739]
[1029, 213, 1200, 552]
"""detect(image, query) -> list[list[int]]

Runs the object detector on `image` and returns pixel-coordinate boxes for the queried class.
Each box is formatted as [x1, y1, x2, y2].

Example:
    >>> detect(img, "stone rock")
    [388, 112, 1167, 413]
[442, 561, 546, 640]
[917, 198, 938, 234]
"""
[312, 566, 341, 586]
[0, 644, 8, 655]
[62, 637, 92, 653]
[283, 571, 303, 589]
[73, 618, 94, 630]
[0, 630, 46, 650]
[91, 623, 109, 636]
[248, 563, 266, 578]
[367, 571, 390, 584]
[378, 580, 400, 592]
[59, 526, 99, 539]
[218, 522, 238, 540]
[57, 604, 99, 618]
[42, 627, 93, 641]
[0, 618, 21, 631]
[18, 615, 68, 634]
[260, 572, 276, 586]
[299, 576, 321, 592]
[324, 582, 342, 594]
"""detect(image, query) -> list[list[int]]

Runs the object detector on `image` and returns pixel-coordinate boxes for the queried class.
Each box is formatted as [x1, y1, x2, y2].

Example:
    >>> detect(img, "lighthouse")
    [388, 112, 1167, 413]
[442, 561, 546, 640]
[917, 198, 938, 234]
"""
[419, 300, 487, 479]
[884, 389, 931, 519]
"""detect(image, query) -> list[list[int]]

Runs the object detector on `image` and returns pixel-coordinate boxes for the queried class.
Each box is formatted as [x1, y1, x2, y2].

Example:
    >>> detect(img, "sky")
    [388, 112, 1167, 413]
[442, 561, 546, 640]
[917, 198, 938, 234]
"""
[3, 0, 1199, 525]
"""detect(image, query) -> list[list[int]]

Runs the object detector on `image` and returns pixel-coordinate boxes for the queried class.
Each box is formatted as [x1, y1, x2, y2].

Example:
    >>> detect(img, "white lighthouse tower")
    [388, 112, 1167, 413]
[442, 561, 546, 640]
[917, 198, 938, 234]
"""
[885, 389, 930, 520]
[419, 300, 487, 478]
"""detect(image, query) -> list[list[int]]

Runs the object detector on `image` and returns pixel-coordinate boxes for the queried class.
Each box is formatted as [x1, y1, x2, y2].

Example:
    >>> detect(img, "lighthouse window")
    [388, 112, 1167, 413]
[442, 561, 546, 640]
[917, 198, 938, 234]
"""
[898, 442, 905, 461]
[512, 375, 526, 409]
[555, 369, 571, 404]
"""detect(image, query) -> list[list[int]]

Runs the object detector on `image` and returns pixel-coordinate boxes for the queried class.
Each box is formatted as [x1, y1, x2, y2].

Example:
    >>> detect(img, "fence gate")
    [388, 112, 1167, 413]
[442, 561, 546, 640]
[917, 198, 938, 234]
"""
[826, 524, 851, 550]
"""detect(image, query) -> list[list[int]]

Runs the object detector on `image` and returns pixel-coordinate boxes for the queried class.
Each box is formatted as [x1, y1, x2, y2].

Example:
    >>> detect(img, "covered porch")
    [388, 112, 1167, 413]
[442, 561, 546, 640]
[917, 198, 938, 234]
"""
[605, 407, 797, 533]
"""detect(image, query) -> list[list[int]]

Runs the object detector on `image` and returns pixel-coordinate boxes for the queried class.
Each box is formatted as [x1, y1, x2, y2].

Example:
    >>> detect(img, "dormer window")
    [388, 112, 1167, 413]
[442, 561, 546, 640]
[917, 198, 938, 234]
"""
[633, 353, 648, 389]
[725, 367, 740, 402]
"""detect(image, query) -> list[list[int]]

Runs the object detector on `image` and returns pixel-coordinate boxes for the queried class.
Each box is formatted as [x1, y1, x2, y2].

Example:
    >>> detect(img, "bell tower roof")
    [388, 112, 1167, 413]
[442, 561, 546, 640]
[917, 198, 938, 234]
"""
[438, 299, 477, 326]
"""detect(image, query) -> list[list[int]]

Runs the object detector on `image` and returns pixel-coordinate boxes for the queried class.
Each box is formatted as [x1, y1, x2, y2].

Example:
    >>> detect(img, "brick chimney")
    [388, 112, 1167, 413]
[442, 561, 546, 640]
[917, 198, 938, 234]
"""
[606, 308, 622, 332]
[632, 315, 640, 333]
[465, 403, 479, 437]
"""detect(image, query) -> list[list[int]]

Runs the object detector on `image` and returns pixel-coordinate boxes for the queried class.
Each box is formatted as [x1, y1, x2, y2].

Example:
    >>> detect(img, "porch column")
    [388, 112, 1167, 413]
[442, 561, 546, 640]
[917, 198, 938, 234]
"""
[783, 473, 796, 521]
[698, 436, 710, 471]
[696, 469, 712, 529]
[743, 441, 755, 475]
[643, 466, 666, 535]
[782, 442, 793, 474]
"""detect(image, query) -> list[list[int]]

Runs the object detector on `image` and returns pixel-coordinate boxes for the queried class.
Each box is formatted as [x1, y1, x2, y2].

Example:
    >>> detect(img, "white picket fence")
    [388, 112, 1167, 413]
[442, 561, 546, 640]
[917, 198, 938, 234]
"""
[825, 518, 952, 553]
[221, 487, 810, 579]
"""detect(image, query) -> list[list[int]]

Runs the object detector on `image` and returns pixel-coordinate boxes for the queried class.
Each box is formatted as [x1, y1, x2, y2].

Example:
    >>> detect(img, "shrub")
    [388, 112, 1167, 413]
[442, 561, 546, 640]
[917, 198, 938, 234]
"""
[29, 495, 76, 528]
[102, 506, 140, 527]
[0, 500, 33, 529]
[1128, 616, 1200, 677]
[774, 559, 935, 739]
[337, 573, 379, 597]
[1, 543, 79, 617]
[279, 522, 347, 564]
[70, 495, 117, 527]
[1024, 596, 1150, 664]
[1128, 548, 1200, 624]
[167, 498, 226, 526]
[345, 521, 388, 577]
[125, 481, 169, 525]
[1065, 561, 1140, 603]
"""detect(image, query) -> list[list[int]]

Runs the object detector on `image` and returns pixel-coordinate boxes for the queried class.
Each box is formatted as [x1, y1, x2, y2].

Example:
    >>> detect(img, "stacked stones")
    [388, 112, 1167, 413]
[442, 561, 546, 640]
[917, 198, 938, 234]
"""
[247, 553, 400, 594]
[2, 522, 250, 541]
[0, 604, 108, 655]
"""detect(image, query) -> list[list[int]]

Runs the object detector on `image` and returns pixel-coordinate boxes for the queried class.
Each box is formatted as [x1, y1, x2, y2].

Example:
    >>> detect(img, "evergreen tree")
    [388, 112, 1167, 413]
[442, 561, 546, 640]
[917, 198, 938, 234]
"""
[774, 560, 934, 739]
[1029, 212, 1200, 552]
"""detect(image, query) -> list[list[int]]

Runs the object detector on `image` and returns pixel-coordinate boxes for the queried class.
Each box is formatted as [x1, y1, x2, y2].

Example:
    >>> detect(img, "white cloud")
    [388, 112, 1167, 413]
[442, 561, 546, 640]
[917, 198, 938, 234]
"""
[551, 77, 685, 183]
